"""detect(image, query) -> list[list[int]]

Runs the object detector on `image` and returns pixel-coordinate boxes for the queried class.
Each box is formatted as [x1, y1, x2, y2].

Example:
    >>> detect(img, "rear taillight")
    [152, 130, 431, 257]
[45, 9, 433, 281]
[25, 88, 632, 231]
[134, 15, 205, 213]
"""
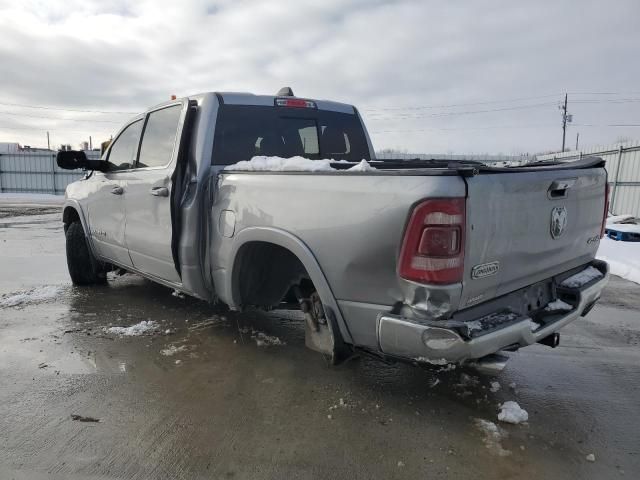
[601, 183, 610, 238]
[398, 198, 466, 284]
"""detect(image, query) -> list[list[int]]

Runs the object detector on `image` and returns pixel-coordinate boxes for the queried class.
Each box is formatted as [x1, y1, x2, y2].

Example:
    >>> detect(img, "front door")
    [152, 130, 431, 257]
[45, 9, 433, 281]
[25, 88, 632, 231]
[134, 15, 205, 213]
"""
[86, 119, 143, 267]
[123, 104, 185, 283]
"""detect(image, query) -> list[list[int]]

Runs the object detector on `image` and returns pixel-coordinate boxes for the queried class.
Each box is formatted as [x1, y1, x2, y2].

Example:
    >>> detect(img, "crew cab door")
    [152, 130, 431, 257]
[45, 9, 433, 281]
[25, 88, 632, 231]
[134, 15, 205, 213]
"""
[122, 102, 189, 283]
[86, 119, 143, 267]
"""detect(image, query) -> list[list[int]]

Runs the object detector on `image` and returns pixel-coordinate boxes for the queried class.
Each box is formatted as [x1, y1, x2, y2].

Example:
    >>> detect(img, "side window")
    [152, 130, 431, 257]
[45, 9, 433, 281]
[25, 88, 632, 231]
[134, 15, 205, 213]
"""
[137, 105, 182, 168]
[107, 120, 143, 171]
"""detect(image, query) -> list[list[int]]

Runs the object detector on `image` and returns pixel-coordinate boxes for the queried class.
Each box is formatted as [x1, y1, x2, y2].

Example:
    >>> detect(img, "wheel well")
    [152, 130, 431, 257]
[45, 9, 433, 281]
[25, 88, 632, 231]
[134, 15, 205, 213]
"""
[232, 241, 312, 308]
[63, 207, 81, 232]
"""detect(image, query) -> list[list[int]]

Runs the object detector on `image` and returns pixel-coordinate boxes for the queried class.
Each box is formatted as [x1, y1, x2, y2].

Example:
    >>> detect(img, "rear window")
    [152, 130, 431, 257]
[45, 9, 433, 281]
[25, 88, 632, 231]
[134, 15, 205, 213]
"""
[212, 105, 369, 165]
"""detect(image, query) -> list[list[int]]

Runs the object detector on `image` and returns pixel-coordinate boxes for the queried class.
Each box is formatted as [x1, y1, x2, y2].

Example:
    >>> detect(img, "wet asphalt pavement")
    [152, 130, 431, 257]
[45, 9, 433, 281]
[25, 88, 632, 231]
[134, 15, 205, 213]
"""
[0, 210, 638, 479]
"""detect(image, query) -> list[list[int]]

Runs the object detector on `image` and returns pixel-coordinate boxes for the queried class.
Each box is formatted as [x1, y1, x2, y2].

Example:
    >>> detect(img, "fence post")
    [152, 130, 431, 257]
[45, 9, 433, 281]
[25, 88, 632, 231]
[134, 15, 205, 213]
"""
[51, 153, 56, 194]
[610, 145, 624, 214]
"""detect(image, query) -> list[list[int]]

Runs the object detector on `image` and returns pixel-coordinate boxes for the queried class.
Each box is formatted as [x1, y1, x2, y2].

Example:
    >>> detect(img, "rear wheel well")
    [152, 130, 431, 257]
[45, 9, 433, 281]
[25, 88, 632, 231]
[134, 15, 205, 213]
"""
[232, 241, 313, 308]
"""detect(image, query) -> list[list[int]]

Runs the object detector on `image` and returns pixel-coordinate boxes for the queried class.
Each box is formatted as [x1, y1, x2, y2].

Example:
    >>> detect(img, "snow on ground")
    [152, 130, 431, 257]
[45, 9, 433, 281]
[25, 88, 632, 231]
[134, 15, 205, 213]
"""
[224, 156, 375, 172]
[489, 381, 501, 393]
[0, 193, 64, 206]
[0, 285, 64, 308]
[544, 299, 573, 312]
[560, 266, 603, 288]
[598, 237, 640, 284]
[605, 223, 640, 233]
[252, 331, 285, 347]
[414, 357, 449, 365]
[160, 345, 188, 356]
[106, 320, 160, 336]
[239, 327, 286, 347]
[475, 419, 511, 457]
[606, 214, 635, 225]
[497, 401, 528, 424]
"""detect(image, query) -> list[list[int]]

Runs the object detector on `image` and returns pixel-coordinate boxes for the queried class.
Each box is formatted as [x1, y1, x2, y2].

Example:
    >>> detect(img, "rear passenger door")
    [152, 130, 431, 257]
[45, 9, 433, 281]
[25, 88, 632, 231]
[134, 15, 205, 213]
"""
[123, 103, 186, 283]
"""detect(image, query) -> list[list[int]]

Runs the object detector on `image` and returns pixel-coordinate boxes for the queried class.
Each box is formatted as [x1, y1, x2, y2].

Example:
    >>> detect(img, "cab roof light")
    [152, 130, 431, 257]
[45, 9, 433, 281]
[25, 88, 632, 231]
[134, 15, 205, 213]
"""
[275, 98, 317, 109]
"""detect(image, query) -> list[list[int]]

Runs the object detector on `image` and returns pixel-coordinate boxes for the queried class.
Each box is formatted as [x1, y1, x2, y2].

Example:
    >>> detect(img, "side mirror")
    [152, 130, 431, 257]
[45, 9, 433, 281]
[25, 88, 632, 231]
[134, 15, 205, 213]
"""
[56, 150, 109, 172]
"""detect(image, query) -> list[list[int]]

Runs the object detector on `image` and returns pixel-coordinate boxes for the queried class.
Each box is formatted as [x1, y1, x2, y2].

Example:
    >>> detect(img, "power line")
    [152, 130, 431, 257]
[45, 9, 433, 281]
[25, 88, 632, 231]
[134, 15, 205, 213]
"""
[362, 92, 640, 113]
[0, 110, 122, 123]
[0, 100, 138, 115]
[371, 124, 557, 134]
[362, 94, 562, 112]
[365, 101, 558, 120]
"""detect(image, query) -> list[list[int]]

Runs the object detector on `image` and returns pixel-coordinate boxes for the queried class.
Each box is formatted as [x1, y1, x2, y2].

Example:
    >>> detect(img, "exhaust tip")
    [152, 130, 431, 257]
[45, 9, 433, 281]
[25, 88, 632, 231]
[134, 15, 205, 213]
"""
[537, 332, 560, 348]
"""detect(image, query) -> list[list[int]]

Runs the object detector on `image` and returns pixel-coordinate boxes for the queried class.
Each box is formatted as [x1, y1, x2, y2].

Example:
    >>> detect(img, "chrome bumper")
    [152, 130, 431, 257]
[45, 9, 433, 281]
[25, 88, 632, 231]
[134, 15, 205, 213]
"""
[377, 261, 610, 363]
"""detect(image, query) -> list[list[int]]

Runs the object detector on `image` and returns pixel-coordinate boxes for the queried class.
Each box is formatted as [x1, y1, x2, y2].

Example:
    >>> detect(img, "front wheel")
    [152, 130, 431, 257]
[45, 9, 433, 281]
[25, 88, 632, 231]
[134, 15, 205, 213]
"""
[65, 221, 106, 285]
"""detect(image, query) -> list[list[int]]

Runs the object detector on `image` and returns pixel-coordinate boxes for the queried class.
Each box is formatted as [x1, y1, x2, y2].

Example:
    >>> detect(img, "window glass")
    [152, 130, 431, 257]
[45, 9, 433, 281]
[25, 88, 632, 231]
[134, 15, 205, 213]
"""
[107, 120, 142, 171]
[137, 105, 182, 168]
[212, 106, 369, 165]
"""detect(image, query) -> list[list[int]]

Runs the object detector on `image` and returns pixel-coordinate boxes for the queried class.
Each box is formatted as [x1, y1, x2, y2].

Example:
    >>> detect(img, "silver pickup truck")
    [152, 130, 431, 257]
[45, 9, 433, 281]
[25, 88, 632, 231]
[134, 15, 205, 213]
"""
[57, 89, 610, 368]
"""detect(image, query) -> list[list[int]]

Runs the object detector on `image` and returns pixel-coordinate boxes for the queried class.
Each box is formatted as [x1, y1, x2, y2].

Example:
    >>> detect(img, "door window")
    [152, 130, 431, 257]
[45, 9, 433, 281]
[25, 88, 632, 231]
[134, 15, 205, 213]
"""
[137, 105, 183, 168]
[107, 120, 143, 171]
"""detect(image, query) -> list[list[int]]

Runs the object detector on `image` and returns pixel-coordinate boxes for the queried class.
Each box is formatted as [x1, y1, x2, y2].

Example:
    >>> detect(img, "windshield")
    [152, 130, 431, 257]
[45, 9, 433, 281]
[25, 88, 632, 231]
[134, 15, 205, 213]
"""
[212, 104, 370, 165]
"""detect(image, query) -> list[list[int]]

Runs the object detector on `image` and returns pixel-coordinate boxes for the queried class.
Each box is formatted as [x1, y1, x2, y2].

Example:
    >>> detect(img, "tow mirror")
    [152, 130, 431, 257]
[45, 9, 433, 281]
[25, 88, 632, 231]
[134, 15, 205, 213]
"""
[56, 150, 109, 172]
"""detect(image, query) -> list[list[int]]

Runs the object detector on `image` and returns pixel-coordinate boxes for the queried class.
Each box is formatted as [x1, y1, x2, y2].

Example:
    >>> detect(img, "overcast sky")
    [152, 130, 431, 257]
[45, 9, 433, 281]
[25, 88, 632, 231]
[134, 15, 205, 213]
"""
[1, 0, 639, 154]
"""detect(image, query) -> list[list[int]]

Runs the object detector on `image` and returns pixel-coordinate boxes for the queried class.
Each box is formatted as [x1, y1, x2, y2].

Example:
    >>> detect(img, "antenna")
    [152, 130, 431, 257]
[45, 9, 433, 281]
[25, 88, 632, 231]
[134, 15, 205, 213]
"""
[276, 87, 294, 97]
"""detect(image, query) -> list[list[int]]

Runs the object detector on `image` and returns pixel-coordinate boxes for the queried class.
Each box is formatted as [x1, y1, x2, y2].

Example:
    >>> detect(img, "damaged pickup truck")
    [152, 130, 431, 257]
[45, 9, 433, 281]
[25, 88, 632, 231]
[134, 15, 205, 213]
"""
[57, 88, 610, 369]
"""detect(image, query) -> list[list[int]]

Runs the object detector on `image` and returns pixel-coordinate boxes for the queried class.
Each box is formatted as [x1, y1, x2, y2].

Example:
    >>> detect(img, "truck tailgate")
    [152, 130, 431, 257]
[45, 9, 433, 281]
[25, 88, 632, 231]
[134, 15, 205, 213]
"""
[459, 167, 607, 309]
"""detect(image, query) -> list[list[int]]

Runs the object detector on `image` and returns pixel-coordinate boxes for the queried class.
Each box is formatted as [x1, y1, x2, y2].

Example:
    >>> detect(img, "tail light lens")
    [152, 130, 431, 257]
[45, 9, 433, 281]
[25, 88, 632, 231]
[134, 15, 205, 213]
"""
[398, 198, 466, 284]
[600, 183, 610, 238]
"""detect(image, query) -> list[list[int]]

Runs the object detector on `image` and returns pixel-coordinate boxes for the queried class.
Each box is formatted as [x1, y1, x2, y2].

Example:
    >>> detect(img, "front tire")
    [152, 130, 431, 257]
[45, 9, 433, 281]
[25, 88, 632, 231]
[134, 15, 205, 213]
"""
[65, 221, 106, 285]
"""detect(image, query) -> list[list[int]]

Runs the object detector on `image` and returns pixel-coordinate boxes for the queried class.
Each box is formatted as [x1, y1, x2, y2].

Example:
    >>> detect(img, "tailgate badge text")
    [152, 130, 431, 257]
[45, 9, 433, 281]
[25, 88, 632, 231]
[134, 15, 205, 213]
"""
[471, 261, 500, 279]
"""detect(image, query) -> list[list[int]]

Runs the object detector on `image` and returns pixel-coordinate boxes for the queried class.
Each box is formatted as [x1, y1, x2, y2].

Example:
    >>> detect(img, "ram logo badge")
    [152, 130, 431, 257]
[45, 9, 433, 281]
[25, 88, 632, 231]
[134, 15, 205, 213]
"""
[471, 261, 500, 279]
[550, 206, 568, 239]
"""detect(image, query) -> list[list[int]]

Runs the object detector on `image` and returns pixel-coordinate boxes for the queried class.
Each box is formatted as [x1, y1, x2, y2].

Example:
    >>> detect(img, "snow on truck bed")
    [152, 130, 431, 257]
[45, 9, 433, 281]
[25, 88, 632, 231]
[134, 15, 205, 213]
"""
[224, 156, 376, 172]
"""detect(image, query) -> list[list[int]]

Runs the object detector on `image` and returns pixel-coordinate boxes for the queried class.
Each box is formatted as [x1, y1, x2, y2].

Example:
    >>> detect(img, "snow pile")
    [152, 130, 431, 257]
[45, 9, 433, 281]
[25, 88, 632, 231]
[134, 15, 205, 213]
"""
[252, 331, 285, 347]
[106, 320, 160, 336]
[605, 223, 640, 234]
[526, 319, 540, 331]
[225, 156, 334, 172]
[597, 237, 640, 284]
[0, 285, 63, 308]
[560, 266, 603, 288]
[347, 159, 377, 172]
[498, 401, 528, 424]
[475, 419, 511, 457]
[414, 357, 449, 365]
[606, 214, 635, 225]
[544, 299, 573, 312]
[160, 345, 188, 356]
[224, 156, 376, 173]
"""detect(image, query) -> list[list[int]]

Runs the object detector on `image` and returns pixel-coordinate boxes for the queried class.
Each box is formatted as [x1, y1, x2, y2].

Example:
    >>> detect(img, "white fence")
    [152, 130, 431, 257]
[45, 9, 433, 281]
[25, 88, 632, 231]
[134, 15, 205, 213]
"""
[537, 141, 640, 217]
[0, 151, 99, 195]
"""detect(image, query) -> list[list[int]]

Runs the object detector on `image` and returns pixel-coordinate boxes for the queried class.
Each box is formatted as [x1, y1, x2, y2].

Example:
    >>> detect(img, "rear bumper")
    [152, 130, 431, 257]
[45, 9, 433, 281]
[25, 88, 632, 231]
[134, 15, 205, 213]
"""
[376, 260, 609, 363]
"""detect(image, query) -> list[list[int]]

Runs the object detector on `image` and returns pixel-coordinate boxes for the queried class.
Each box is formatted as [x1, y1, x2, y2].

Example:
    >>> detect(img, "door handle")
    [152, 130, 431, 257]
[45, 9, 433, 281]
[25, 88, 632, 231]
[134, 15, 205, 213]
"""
[110, 186, 124, 195]
[150, 187, 169, 197]
[548, 178, 576, 199]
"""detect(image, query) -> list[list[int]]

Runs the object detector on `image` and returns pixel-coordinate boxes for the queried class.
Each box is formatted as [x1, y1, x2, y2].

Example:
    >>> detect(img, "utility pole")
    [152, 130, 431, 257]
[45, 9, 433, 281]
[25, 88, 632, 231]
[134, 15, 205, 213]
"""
[89, 136, 92, 150]
[46, 131, 50, 150]
[561, 93, 568, 152]
[575, 132, 579, 151]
